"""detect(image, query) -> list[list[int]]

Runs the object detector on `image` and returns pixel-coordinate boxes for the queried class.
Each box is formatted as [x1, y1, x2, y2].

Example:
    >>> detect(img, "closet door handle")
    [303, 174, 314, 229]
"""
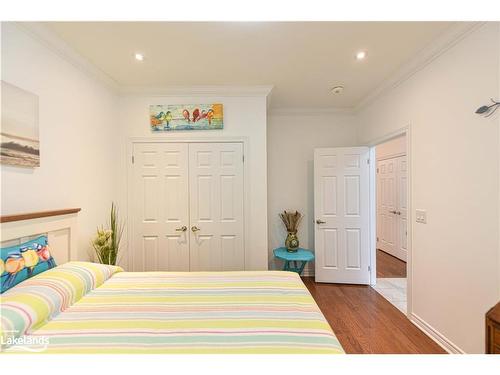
[191, 226, 201, 232]
[175, 226, 187, 232]
[389, 210, 397, 214]
[316, 219, 326, 224]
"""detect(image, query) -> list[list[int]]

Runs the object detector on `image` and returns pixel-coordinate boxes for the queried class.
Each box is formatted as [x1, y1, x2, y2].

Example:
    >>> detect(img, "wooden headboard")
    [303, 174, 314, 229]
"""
[0, 208, 80, 264]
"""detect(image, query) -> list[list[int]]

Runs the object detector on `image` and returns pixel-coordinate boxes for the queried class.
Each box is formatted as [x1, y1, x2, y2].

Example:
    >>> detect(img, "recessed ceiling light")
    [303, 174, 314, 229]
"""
[134, 53, 144, 61]
[330, 86, 344, 94]
[355, 50, 367, 60]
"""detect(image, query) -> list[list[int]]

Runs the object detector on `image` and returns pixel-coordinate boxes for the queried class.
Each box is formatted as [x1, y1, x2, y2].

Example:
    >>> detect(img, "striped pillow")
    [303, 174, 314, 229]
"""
[0, 261, 122, 349]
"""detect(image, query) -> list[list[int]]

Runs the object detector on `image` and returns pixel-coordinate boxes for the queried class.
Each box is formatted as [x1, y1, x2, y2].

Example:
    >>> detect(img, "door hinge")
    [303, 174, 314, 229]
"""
[242, 154, 245, 163]
[367, 158, 370, 164]
[132, 155, 135, 164]
[368, 265, 371, 272]
[376, 236, 379, 242]
[377, 167, 379, 173]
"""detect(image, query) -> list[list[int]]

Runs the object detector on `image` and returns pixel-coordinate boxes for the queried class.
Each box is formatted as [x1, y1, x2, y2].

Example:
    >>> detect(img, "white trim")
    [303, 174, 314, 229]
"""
[354, 22, 484, 112]
[301, 269, 314, 277]
[366, 128, 410, 147]
[368, 146, 377, 285]
[269, 107, 355, 116]
[128, 136, 250, 143]
[0, 213, 79, 265]
[119, 85, 273, 97]
[410, 313, 465, 354]
[406, 124, 414, 321]
[15, 21, 481, 111]
[126, 137, 250, 272]
[376, 151, 406, 162]
[14, 22, 120, 93]
[11, 23, 272, 100]
[498, 22, 500, 302]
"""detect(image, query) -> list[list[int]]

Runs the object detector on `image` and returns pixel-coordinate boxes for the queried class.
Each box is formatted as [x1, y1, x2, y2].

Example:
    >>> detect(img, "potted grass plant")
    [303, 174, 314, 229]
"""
[92, 202, 124, 265]
[279, 210, 303, 252]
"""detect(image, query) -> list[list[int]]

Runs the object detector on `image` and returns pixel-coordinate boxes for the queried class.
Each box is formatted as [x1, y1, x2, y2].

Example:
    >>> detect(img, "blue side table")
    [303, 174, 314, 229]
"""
[273, 247, 315, 275]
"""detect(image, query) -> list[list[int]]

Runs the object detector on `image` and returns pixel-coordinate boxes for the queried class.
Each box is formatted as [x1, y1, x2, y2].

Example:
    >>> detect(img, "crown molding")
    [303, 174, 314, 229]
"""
[13, 22, 121, 93]
[354, 21, 485, 113]
[12, 22, 273, 99]
[119, 85, 274, 98]
[269, 107, 355, 116]
[11, 21, 484, 111]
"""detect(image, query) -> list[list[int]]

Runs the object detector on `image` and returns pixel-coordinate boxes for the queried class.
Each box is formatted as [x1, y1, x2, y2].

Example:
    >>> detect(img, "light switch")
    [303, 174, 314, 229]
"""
[416, 209, 427, 224]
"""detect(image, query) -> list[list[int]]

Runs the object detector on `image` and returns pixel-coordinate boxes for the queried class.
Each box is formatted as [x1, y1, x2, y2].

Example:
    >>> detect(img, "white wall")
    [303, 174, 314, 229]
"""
[0, 23, 270, 271]
[357, 23, 500, 353]
[116, 94, 269, 271]
[267, 112, 358, 274]
[0, 23, 118, 260]
[3, 20, 499, 354]
[376, 134, 406, 160]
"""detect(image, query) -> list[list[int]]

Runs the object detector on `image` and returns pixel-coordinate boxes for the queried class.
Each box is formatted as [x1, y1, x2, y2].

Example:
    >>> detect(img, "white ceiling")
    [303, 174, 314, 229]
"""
[45, 22, 454, 108]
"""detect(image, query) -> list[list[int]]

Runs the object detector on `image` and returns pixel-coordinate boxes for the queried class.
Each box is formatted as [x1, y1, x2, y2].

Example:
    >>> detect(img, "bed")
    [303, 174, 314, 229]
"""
[0, 210, 344, 354]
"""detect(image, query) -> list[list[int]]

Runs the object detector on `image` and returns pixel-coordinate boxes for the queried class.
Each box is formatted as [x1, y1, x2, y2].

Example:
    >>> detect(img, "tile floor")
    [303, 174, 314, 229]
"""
[372, 277, 407, 314]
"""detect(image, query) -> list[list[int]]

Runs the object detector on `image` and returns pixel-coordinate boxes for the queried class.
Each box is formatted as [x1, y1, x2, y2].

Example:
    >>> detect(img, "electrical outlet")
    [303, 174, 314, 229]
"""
[416, 209, 427, 224]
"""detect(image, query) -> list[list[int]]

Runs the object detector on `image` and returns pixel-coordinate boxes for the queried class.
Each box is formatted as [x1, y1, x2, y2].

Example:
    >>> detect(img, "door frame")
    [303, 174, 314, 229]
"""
[126, 136, 250, 271]
[367, 125, 412, 318]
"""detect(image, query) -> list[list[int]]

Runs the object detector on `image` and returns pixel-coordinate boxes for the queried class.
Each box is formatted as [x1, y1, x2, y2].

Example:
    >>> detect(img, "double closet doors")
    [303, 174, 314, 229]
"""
[131, 142, 244, 272]
[376, 155, 408, 261]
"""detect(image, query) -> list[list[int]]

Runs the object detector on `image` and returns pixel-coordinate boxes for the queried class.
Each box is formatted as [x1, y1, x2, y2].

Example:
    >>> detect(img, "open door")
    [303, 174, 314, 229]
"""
[314, 147, 370, 284]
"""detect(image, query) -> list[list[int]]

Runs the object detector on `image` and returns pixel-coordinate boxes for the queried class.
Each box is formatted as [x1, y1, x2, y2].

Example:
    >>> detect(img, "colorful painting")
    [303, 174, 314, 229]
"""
[1, 81, 40, 167]
[150, 103, 223, 131]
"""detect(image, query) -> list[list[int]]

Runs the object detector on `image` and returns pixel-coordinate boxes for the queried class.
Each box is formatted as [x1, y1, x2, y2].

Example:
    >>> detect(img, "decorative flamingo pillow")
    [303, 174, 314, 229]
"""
[0, 235, 56, 293]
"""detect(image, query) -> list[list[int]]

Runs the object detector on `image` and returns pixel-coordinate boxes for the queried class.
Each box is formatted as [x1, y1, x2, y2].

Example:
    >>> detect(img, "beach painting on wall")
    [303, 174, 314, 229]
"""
[150, 103, 223, 131]
[1, 81, 40, 167]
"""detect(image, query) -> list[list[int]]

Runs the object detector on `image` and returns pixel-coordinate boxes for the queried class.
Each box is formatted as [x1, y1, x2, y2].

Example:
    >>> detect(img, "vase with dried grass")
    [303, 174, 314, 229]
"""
[279, 210, 303, 252]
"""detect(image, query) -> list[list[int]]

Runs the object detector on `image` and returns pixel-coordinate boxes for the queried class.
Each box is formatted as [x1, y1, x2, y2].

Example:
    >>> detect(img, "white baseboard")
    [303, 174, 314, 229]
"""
[409, 313, 465, 354]
[301, 270, 314, 277]
[268, 259, 315, 277]
[290, 269, 464, 353]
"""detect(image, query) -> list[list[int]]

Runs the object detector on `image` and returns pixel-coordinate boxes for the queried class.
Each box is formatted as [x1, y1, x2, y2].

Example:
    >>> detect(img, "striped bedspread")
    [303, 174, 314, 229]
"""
[5, 270, 344, 354]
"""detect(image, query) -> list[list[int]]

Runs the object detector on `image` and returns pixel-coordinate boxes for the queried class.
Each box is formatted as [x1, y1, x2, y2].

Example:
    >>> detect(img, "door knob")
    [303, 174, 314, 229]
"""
[175, 226, 187, 232]
[396, 211, 401, 215]
[316, 219, 326, 224]
[390, 210, 397, 214]
[191, 226, 201, 232]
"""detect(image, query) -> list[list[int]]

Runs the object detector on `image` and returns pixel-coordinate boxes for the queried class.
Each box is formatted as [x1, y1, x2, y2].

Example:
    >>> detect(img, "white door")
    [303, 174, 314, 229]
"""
[189, 143, 245, 271]
[314, 147, 370, 284]
[377, 158, 397, 256]
[376, 155, 407, 261]
[131, 143, 190, 271]
[395, 156, 408, 261]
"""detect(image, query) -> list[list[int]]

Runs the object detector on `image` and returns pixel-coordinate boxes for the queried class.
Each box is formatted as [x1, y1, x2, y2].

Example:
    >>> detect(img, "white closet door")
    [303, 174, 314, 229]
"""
[132, 143, 190, 271]
[314, 147, 370, 284]
[377, 158, 398, 256]
[189, 142, 244, 271]
[396, 156, 408, 261]
[376, 155, 407, 261]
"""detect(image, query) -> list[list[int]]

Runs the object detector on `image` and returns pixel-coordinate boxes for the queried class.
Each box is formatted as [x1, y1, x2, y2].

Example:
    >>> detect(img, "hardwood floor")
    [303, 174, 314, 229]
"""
[377, 249, 407, 278]
[302, 277, 446, 354]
